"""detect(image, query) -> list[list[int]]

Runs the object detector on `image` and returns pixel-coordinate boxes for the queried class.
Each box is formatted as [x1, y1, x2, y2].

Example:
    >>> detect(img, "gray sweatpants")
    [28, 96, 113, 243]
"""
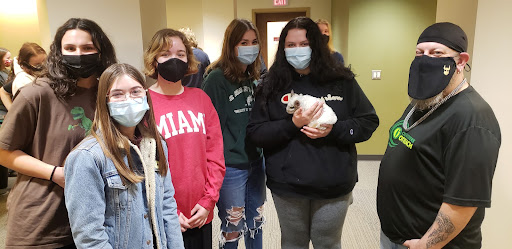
[272, 192, 353, 249]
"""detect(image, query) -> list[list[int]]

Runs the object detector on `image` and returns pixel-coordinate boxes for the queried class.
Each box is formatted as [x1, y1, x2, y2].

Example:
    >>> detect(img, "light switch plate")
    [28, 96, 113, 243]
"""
[372, 70, 381, 80]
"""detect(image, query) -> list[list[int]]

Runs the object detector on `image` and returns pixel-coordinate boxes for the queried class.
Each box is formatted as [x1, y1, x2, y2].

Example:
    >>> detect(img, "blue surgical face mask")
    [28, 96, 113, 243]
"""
[237, 45, 259, 65]
[108, 96, 150, 127]
[285, 46, 312, 70]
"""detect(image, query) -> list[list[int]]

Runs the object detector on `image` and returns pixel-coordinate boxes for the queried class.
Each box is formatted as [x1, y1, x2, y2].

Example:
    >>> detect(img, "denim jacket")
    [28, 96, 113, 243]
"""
[64, 135, 184, 249]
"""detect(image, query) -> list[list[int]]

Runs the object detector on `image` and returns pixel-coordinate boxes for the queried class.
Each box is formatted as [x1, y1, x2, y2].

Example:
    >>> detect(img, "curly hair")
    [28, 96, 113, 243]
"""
[256, 17, 354, 102]
[44, 18, 117, 99]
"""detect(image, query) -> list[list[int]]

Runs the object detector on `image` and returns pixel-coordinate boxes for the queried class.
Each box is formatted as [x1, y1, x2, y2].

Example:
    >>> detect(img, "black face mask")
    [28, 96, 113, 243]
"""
[157, 58, 188, 83]
[322, 34, 330, 45]
[408, 56, 456, 100]
[62, 53, 101, 78]
[23, 63, 43, 72]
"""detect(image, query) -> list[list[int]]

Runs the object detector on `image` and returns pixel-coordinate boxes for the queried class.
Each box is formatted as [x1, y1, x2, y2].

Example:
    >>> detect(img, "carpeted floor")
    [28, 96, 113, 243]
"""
[210, 160, 381, 249]
[0, 160, 381, 249]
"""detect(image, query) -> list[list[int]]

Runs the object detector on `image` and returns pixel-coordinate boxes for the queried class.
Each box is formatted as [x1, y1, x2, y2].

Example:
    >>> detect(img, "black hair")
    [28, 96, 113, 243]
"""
[256, 17, 354, 101]
[45, 18, 117, 99]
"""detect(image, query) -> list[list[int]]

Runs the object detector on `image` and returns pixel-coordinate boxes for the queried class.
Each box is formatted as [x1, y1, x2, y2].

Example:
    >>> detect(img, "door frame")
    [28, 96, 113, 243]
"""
[252, 7, 310, 67]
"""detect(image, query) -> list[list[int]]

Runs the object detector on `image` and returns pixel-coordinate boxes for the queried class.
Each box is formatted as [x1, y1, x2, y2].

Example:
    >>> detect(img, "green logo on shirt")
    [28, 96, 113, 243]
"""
[68, 107, 92, 133]
[388, 120, 415, 149]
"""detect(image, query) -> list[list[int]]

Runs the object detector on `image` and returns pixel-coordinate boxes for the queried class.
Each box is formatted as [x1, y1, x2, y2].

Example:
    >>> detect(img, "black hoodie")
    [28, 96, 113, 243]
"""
[247, 74, 379, 199]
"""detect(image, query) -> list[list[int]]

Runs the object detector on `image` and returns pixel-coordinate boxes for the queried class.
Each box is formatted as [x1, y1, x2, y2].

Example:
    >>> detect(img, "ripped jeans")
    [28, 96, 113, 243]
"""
[216, 158, 266, 249]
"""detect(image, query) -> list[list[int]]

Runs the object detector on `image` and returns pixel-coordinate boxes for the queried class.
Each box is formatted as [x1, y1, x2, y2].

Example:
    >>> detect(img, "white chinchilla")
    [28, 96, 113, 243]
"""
[285, 90, 337, 130]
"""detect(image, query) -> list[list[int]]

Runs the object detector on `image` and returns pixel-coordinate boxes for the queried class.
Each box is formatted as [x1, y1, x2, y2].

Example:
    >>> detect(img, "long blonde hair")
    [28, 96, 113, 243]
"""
[143, 29, 199, 79]
[91, 63, 168, 184]
[316, 18, 335, 53]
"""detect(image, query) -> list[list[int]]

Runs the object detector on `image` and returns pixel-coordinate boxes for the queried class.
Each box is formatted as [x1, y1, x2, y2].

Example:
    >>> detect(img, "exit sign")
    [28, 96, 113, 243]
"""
[274, 0, 288, 6]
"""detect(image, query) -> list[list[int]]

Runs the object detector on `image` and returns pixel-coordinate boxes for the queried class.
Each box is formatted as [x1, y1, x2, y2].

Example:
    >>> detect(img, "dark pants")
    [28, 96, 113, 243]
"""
[183, 222, 212, 249]
[0, 119, 6, 189]
[0, 166, 7, 189]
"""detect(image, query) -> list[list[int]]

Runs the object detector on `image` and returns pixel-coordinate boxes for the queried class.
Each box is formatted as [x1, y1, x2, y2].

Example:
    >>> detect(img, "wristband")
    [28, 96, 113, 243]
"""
[50, 166, 57, 182]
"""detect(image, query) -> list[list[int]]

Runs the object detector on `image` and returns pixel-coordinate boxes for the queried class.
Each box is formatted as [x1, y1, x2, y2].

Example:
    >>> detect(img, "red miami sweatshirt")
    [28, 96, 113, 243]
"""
[149, 87, 225, 224]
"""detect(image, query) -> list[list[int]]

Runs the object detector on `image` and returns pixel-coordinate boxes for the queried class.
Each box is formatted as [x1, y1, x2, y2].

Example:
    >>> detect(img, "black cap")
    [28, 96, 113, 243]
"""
[417, 22, 468, 53]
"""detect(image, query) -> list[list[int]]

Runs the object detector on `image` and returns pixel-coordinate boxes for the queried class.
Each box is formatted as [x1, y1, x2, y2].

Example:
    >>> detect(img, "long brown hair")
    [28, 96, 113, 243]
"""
[143, 28, 199, 79]
[0, 47, 9, 71]
[91, 63, 167, 184]
[18, 42, 47, 77]
[207, 18, 261, 83]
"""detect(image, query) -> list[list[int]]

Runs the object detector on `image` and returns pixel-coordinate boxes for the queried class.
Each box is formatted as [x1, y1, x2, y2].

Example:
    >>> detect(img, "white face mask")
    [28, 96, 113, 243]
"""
[284, 46, 312, 70]
[108, 96, 150, 127]
[237, 45, 260, 65]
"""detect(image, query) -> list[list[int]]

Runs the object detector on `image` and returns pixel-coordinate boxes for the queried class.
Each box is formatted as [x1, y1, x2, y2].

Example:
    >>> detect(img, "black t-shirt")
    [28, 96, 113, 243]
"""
[377, 86, 501, 249]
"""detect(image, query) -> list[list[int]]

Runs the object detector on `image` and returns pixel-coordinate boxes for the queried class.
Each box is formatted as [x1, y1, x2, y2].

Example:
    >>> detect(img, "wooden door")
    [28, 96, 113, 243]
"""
[253, 8, 309, 67]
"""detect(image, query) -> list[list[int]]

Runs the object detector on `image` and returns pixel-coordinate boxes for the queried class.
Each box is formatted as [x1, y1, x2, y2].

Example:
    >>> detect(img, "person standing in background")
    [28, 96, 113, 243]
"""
[202, 18, 265, 249]
[11, 42, 47, 95]
[179, 27, 211, 88]
[0, 47, 12, 195]
[316, 18, 344, 65]
[0, 18, 117, 249]
[0, 48, 13, 112]
[0, 48, 11, 85]
[144, 28, 225, 249]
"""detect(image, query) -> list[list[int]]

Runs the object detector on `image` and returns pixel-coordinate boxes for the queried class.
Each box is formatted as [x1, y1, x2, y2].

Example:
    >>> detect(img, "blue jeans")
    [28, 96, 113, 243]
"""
[217, 158, 266, 249]
[380, 230, 408, 249]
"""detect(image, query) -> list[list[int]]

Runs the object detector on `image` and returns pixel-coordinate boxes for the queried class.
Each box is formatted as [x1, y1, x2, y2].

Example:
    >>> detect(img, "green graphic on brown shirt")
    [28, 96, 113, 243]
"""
[68, 106, 93, 133]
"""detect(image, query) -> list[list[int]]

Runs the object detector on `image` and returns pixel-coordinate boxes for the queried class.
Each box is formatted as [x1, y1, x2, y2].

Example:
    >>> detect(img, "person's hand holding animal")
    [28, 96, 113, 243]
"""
[287, 91, 338, 131]
[301, 124, 333, 139]
[292, 101, 323, 128]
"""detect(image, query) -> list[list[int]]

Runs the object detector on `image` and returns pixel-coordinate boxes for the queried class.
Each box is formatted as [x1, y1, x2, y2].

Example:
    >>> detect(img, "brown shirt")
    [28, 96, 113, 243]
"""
[0, 78, 96, 248]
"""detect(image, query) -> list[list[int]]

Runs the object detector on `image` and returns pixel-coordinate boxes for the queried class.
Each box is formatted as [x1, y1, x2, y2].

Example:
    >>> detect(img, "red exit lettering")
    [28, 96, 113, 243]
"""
[273, 0, 288, 6]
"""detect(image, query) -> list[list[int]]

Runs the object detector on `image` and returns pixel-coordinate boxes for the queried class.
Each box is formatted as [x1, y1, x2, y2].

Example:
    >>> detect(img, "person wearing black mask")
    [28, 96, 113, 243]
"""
[143, 28, 225, 249]
[11, 42, 47, 96]
[377, 22, 501, 249]
[316, 18, 344, 65]
[0, 18, 117, 248]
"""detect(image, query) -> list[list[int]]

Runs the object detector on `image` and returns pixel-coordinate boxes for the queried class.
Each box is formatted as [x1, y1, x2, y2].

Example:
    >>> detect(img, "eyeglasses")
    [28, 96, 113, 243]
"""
[108, 86, 147, 102]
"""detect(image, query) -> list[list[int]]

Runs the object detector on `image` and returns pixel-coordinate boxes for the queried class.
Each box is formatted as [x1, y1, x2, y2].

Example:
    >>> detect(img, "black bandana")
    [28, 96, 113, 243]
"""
[417, 22, 467, 53]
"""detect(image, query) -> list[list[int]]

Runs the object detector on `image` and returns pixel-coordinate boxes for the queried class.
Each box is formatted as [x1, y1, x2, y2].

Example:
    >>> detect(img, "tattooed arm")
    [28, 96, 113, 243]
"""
[403, 203, 477, 249]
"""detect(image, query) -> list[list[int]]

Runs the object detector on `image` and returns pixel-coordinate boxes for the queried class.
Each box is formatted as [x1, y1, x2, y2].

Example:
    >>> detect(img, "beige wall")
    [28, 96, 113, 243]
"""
[435, 0, 477, 80]
[346, 0, 437, 155]
[45, 0, 145, 68]
[166, 0, 204, 46]
[202, 0, 234, 61]
[36, 0, 51, 51]
[331, 0, 350, 61]
[140, 0, 168, 52]
[0, 0, 42, 56]
[471, 0, 512, 248]
[166, 0, 234, 61]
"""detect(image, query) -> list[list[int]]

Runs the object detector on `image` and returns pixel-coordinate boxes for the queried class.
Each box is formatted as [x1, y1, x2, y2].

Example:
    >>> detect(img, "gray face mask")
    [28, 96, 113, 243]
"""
[237, 45, 260, 65]
[285, 46, 312, 70]
[108, 96, 149, 127]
